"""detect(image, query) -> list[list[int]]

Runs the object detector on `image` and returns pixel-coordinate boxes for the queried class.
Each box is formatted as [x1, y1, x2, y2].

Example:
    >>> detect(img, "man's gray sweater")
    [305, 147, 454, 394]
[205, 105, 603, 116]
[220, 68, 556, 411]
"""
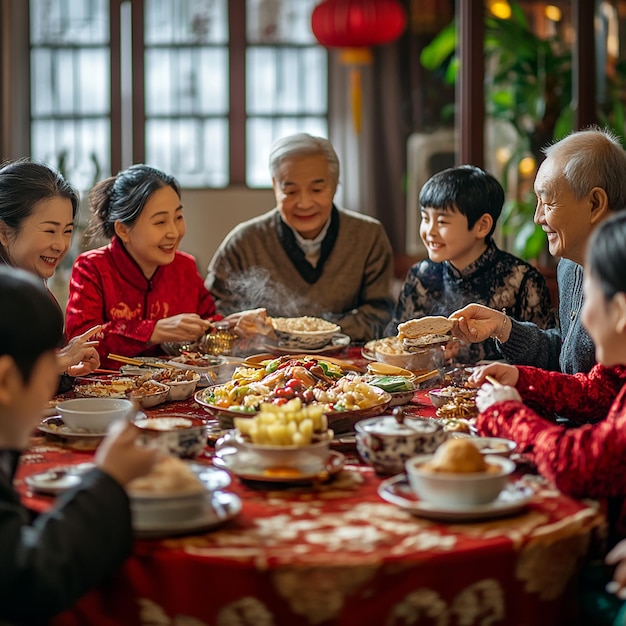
[497, 258, 595, 374]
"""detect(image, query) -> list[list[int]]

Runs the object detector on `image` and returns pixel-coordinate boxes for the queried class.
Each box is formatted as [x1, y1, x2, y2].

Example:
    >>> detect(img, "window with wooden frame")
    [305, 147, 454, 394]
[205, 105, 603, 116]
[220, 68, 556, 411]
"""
[29, 0, 328, 190]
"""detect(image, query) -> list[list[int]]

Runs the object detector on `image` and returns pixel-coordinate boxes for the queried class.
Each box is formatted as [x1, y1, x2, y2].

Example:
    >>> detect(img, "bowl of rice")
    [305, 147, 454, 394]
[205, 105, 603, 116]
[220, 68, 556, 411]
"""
[269, 316, 341, 350]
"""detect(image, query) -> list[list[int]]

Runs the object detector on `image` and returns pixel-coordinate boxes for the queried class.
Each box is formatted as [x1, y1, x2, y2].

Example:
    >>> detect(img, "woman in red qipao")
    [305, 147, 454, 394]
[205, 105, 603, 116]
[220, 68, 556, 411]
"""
[65, 165, 218, 370]
[469, 211, 626, 620]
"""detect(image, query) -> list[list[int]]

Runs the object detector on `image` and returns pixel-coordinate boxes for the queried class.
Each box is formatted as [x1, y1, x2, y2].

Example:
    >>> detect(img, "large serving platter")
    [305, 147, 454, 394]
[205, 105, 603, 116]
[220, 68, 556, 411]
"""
[194, 387, 391, 434]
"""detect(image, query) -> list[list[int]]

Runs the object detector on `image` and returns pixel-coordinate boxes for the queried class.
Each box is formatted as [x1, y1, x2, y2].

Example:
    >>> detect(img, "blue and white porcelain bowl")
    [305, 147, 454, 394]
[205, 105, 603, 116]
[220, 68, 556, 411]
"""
[133, 415, 208, 459]
[355, 415, 447, 476]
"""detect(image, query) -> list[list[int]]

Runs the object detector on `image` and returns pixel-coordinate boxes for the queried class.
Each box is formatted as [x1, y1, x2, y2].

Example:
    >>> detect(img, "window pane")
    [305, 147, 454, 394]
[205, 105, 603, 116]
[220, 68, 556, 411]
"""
[32, 48, 110, 116]
[145, 48, 228, 115]
[247, 0, 318, 43]
[247, 47, 327, 114]
[145, 0, 228, 44]
[30, 0, 109, 45]
[30, 0, 110, 191]
[246, 117, 328, 187]
[146, 119, 228, 187]
[31, 119, 110, 191]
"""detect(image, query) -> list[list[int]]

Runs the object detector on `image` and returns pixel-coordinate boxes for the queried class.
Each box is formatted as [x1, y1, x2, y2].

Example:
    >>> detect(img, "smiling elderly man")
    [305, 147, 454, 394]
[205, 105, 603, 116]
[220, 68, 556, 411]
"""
[205, 133, 394, 342]
[451, 128, 626, 374]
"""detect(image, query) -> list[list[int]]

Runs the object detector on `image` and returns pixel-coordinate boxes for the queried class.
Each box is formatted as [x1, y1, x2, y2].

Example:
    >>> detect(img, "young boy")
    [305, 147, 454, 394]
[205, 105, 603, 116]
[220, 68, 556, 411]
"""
[0, 266, 161, 622]
[386, 165, 553, 363]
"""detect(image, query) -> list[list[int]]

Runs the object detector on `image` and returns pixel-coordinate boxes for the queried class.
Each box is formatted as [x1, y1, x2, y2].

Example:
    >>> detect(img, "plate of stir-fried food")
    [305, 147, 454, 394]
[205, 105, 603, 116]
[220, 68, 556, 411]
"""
[194, 356, 391, 433]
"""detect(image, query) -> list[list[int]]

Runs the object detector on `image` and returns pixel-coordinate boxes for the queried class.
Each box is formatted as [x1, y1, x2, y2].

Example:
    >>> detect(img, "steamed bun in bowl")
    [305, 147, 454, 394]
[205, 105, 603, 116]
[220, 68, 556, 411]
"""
[406, 438, 515, 507]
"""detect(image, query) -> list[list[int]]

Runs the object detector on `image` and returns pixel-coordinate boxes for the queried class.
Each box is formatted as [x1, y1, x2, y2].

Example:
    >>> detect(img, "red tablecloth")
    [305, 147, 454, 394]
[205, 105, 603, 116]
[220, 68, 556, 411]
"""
[17, 380, 604, 626]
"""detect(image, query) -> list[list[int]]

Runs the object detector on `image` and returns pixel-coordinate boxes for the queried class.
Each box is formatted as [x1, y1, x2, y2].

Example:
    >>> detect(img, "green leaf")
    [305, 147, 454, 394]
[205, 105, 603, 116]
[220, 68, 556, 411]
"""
[514, 223, 545, 260]
[553, 106, 574, 140]
[444, 57, 460, 84]
[420, 21, 456, 69]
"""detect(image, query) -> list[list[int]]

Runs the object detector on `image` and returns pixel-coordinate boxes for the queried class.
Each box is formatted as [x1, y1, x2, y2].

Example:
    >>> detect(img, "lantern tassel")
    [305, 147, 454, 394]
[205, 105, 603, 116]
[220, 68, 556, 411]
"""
[350, 67, 363, 135]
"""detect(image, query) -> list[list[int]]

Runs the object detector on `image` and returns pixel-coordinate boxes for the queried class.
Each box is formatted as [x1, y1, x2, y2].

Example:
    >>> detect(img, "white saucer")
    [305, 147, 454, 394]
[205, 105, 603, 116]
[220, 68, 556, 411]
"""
[265, 333, 351, 355]
[25, 463, 96, 495]
[38, 413, 147, 438]
[378, 474, 534, 522]
[213, 449, 345, 484]
[133, 490, 241, 538]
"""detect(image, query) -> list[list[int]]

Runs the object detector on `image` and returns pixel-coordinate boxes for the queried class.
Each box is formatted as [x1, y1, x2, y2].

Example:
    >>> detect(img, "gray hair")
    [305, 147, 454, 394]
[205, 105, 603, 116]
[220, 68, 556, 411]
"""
[269, 133, 340, 188]
[543, 128, 626, 211]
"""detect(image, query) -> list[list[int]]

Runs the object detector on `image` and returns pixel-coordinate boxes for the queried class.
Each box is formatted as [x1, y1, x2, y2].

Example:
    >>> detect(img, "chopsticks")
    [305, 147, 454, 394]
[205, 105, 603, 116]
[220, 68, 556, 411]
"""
[485, 375, 503, 387]
[107, 353, 170, 368]
[413, 369, 440, 384]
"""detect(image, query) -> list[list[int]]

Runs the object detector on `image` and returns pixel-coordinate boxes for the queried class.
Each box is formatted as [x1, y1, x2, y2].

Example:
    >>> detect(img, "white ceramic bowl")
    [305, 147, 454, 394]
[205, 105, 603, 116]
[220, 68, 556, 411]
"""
[405, 454, 515, 507]
[374, 343, 445, 373]
[56, 397, 133, 433]
[271, 317, 341, 350]
[131, 381, 171, 408]
[215, 430, 331, 473]
[429, 387, 478, 409]
[148, 370, 202, 401]
[130, 491, 210, 525]
[133, 415, 208, 458]
[165, 375, 201, 401]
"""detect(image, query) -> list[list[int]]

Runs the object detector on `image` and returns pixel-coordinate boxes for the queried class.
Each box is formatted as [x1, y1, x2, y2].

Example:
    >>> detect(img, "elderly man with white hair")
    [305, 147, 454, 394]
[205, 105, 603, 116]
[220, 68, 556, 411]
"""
[206, 133, 394, 342]
[452, 128, 626, 374]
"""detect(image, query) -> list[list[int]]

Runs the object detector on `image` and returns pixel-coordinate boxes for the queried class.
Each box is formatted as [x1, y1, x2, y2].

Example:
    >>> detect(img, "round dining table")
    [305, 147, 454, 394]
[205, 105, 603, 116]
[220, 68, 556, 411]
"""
[16, 349, 605, 626]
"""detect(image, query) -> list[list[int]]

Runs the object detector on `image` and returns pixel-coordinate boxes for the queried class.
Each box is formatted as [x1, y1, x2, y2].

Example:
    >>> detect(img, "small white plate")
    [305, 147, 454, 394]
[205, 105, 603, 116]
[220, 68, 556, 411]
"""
[38, 413, 147, 438]
[464, 436, 517, 457]
[378, 474, 533, 522]
[265, 333, 350, 356]
[25, 463, 96, 495]
[213, 449, 345, 484]
[133, 490, 242, 538]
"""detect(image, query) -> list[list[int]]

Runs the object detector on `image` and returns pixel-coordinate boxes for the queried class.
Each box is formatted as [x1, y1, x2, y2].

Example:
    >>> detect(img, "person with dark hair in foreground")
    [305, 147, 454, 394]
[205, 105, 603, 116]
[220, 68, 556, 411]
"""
[0, 266, 160, 622]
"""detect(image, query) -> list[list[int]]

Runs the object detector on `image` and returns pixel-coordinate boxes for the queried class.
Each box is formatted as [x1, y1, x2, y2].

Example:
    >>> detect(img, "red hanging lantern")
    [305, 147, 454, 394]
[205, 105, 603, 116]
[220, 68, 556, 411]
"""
[311, 0, 406, 48]
[311, 0, 407, 133]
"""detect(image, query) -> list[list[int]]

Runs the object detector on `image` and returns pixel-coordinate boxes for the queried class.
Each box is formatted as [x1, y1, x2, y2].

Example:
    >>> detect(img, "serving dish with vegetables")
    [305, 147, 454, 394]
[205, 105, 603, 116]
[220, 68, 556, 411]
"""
[194, 356, 391, 433]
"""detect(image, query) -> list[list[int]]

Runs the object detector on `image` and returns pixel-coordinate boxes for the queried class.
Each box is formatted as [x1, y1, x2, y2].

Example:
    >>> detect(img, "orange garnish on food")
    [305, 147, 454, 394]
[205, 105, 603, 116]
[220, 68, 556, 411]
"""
[262, 467, 303, 478]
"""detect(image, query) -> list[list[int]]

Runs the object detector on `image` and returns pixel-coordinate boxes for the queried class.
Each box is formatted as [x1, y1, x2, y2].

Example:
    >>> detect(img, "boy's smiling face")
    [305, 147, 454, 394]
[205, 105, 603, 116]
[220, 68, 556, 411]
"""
[0, 350, 59, 450]
[419, 205, 492, 271]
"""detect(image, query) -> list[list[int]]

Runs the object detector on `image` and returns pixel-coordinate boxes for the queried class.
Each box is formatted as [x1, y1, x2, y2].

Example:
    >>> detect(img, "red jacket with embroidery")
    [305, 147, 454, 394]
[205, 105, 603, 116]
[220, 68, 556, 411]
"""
[477, 364, 626, 529]
[65, 237, 218, 369]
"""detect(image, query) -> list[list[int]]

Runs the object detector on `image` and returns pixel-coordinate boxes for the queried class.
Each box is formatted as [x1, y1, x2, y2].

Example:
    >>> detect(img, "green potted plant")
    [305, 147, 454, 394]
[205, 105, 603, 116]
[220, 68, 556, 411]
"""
[420, 1, 626, 261]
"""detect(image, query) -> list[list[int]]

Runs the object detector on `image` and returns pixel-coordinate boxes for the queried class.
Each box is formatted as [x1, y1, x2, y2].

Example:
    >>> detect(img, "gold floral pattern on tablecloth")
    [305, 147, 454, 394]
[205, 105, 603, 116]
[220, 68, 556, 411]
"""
[215, 597, 275, 626]
[273, 565, 378, 624]
[138, 598, 207, 625]
[516, 508, 598, 600]
[386, 579, 504, 626]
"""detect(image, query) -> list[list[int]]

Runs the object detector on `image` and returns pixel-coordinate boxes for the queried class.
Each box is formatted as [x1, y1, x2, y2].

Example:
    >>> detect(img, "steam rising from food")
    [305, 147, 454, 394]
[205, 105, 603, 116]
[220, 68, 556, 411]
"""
[221, 267, 334, 320]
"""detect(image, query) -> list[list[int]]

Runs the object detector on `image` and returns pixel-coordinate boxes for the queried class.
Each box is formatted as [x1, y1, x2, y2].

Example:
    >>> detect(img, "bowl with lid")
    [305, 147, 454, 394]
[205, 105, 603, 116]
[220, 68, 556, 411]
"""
[355, 410, 447, 476]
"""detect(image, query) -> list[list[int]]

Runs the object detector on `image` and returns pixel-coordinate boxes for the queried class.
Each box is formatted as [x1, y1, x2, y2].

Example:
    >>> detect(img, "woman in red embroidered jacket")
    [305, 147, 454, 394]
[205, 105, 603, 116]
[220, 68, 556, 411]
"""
[66, 165, 218, 369]
[470, 211, 626, 528]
